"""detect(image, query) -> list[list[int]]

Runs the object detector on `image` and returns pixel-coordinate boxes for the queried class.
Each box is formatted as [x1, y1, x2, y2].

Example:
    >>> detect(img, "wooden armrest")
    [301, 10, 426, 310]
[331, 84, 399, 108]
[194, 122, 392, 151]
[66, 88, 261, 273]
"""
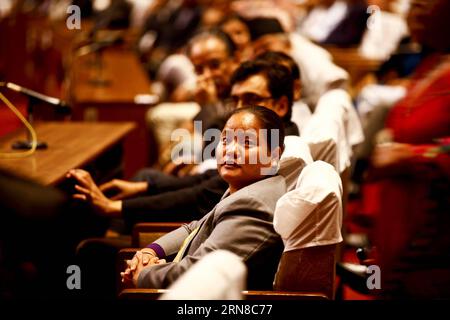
[119, 288, 168, 300]
[322, 45, 383, 96]
[118, 289, 329, 300]
[243, 290, 329, 300]
[324, 46, 382, 66]
[132, 222, 185, 247]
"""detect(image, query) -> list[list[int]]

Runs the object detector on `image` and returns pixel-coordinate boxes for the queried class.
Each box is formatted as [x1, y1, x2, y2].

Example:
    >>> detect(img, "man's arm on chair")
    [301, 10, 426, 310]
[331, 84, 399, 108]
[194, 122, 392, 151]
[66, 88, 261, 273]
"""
[135, 207, 280, 290]
[121, 175, 227, 225]
[138, 169, 220, 195]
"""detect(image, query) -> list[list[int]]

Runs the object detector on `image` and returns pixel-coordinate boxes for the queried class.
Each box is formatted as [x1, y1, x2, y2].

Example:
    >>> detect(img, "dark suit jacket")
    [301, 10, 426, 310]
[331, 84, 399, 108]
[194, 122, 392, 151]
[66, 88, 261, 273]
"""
[131, 168, 219, 195]
[137, 175, 287, 290]
[323, 1, 369, 47]
[122, 172, 227, 226]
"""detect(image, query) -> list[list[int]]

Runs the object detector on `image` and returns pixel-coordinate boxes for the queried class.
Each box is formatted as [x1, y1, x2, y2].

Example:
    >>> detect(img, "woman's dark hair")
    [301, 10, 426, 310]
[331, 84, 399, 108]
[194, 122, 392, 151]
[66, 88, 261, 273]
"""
[186, 28, 237, 57]
[226, 106, 285, 152]
[230, 60, 294, 121]
[256, 51, 301, 82]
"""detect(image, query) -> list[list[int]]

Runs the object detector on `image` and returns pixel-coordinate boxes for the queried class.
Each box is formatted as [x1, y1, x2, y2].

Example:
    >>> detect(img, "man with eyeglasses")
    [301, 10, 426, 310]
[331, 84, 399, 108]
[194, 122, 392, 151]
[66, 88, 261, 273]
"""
[230, 59, 299, 136]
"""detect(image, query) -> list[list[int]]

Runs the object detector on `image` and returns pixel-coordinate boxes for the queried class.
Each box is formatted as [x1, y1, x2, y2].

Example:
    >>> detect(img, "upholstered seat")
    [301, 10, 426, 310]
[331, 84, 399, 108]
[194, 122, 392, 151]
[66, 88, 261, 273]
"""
[278, 135, 313, 191]
[160, 250, 246, 300]
[273, 161, 343, 299]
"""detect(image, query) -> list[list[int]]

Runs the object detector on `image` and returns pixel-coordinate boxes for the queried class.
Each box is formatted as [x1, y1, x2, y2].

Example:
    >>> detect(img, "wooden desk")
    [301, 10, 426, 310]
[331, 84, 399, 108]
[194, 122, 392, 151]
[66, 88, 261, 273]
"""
[324, 46, 383, 97]
[69, 48, 158, 178]
[0, 122, 134, 186]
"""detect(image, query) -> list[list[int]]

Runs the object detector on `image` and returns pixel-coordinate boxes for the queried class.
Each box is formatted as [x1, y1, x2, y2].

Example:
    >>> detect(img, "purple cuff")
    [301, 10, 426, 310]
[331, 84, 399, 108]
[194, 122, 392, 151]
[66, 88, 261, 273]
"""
[146, 243, 166, 259]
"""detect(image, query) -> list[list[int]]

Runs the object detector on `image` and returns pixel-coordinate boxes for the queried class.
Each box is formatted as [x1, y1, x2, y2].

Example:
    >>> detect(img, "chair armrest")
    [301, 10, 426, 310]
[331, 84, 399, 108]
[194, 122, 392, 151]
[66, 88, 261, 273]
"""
[118, 288, 329, 300]
[323, 46, 382, 70]
[243, 290, 329, 300]
[119, 288, 168, 300]
[132, 222, 185, 247]
[322, 45, 383, 97]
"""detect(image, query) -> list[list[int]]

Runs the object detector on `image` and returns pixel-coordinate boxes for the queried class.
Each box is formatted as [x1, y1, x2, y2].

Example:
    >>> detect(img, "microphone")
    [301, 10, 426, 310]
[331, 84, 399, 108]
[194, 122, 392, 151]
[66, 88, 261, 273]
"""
[2, 82, 71, 114]
[0, 82, 71, 149]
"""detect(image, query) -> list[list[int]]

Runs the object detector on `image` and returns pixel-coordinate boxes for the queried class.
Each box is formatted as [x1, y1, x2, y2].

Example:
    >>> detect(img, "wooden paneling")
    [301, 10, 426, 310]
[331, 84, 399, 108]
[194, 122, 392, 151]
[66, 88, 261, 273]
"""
[71, 49, 152, 104]
[69, 48, 158, 177]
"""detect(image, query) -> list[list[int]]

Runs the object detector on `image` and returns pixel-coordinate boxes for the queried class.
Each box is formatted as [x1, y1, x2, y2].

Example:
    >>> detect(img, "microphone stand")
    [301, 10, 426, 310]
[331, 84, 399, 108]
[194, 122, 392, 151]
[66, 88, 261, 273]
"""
[0, 82, 71, 150]
[12, 95, 48, 150]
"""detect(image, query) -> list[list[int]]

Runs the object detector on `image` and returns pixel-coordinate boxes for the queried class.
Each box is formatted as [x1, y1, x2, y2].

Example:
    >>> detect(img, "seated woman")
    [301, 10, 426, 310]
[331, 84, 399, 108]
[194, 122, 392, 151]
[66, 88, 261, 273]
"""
[121, 106, 287, 290]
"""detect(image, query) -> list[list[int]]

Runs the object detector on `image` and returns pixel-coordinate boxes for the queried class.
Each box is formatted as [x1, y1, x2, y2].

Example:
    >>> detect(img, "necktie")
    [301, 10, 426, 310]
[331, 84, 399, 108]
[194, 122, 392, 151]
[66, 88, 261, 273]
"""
[173, 227, 200, 263]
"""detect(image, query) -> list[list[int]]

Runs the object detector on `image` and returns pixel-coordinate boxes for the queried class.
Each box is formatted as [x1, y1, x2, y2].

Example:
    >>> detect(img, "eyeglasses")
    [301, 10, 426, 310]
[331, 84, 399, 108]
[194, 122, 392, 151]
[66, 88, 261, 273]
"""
[228, 93, 274, 108]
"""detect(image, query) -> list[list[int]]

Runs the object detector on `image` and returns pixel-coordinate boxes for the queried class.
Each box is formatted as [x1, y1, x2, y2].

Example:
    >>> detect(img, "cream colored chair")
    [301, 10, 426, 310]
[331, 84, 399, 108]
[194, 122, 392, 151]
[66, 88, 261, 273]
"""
[301, 89, 364, 221]
[278, 135, 313, 191]
[273, 161, 343, 299]
[160, 250, 246, 300]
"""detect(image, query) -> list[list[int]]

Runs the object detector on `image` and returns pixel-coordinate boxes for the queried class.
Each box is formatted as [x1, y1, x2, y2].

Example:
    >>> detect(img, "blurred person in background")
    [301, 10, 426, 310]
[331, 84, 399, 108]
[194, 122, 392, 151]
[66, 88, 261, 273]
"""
[367, 0, 450, 299]
[220, 14, 253, 63]
[248, 17, 349, 108]
[138, 0, 202, 78]
[298, 0, 369, 47]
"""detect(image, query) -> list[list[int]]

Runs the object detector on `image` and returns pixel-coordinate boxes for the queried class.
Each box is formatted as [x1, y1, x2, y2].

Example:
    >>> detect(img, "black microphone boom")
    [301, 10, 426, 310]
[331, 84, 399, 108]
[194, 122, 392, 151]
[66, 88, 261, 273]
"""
[1, 82, 71, 114]
[0, 82, 72, 150]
